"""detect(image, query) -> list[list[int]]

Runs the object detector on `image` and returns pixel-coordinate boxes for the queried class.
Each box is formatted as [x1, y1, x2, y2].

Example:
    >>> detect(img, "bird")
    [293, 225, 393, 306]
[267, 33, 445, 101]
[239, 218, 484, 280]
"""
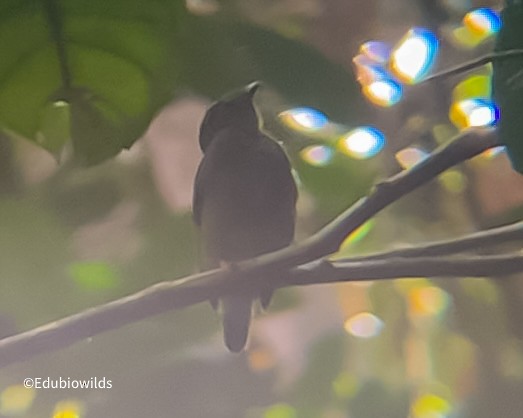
[192, 82, 297, 352]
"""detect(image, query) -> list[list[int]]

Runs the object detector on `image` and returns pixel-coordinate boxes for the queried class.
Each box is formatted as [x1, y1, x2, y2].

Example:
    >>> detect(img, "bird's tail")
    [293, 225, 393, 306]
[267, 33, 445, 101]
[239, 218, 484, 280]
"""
[222, 296, 252, 352]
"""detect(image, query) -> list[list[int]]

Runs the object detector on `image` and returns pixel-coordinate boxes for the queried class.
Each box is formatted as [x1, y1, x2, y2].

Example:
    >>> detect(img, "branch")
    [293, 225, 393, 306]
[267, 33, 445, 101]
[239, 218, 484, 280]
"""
[0, 129, 499, 368]
[1, 250, 521, 369]
[287, 253, 523, 286]
[349, 220, 523, 261]
[422, 49, 523, 84]
[241, 128, 499, 272]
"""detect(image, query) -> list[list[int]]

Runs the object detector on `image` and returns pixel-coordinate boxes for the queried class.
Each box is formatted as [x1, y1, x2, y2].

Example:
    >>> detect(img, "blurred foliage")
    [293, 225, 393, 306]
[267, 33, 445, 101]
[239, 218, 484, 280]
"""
[0, 0, 365, 165]
[0, 0, 522, 418]
[0, 0, 184, 164]
[493, 0, 523, 173]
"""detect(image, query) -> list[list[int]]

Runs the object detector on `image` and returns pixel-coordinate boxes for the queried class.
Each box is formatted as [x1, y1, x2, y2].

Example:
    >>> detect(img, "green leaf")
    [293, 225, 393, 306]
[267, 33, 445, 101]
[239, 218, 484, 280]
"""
[37, 100, 70, 156]
[0, 0, 184, 164]
[1, 3, 366, 164]
[492, 1, 523, 174]
[69, 261, 120, 290]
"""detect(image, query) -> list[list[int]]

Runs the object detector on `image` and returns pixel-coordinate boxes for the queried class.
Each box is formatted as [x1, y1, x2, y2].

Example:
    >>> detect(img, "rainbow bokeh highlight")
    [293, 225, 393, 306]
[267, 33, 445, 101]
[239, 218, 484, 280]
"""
[449, 98, 499, 129]
[344, 312, 384, 338]
[279, 107, 329, 133]
[408, 286, 450, 317]
[360, 41, 391, 64]
[338, 126, 385, 159]
[354, 27, 438, 107]
[363, 78, 403, 107]
[390, 28, 439, 84]
[464, 8, 502, 37]
[453, 7, 501, 48]
[449, 73, 499, 130]
[300, 145, 334, 167]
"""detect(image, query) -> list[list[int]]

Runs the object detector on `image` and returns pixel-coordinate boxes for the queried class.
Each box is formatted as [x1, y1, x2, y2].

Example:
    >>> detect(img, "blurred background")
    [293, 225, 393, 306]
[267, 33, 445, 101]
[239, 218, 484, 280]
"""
[1, 0, 523, 417]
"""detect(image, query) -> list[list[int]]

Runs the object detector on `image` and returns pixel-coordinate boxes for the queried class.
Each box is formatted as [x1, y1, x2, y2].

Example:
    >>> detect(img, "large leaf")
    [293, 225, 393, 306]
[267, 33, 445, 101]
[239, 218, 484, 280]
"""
[0, 3, 365, 165]
[0, 0, 184, 164]
[492, 0, 523, 174]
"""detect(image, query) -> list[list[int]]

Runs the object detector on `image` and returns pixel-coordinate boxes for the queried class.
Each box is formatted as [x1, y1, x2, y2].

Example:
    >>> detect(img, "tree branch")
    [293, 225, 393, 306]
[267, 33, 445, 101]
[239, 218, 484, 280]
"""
[422, 49, 523, 83]
[0, 129, 500, 368]
[240, 129, 499, 272]
[348, 220, 523, 261]
[287, 253, 523, 286]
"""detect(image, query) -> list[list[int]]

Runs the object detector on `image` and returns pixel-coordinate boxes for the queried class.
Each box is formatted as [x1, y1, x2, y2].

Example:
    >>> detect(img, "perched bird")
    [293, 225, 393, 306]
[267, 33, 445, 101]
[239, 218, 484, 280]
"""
[192, 82, 297, 352]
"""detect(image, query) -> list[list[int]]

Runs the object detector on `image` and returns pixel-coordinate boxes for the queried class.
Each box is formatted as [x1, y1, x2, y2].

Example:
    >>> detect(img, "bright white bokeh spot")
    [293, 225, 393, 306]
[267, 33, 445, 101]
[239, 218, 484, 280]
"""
[450, 99, 499, 129]
[468, 102, 498, 127]
[344, 312, 384, 338]
[279, 107, 329, 132]
[390, 28, 439, 84]
[363, 79, 402, 107]
[300, 145, 334, 167]
[339, 127, 385, 159]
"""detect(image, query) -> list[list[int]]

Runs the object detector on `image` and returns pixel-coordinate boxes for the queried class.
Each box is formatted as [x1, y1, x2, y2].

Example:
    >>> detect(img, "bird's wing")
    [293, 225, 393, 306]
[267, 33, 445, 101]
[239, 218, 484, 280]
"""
[259, 134, 298, 207]
[192, 156, 207, 226]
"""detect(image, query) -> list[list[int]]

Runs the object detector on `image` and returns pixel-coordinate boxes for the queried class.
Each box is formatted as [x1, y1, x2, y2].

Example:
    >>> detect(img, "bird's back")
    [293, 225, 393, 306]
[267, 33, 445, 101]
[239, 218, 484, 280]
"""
[194, 129, 296, 264]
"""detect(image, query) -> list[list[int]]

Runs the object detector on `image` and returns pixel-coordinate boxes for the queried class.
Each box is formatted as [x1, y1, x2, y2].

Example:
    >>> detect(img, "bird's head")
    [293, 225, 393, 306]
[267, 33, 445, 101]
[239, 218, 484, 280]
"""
[199, 82, 261, 152]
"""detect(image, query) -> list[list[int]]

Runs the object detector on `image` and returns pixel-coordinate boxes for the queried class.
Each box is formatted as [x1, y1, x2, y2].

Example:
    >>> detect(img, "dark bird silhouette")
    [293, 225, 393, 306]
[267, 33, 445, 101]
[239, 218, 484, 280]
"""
[193, 82, 297, 352]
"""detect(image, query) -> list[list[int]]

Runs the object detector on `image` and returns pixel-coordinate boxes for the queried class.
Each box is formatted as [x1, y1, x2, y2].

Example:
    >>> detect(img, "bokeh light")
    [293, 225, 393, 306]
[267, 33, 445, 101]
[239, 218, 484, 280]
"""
[452, 8, 502, 48]
[68, 261, 119, 290]
[452, 75, 492, 103]
[340, 220, 374, 249]
[464, 8, 501, 37]
[332, 372, 359, 399]
[279, 107, 329, 133]
[264, 403, 297, 418]
[248, 347, 277, 372]
[360, 41, 391, 64]
[363, 78, 403, 107]
[338, 127, 385, 159]
[299, 145, 334, 167]
[412, 393, 451, 418]
[353, 55, 390, 85]
[439, 169, 467, 194]
[0, 385, 35, 416]
[395, 147, 429, 169]
[390, 28, 439, 84]
[408, 286, 451, 317]
[344, 312, 384, 338]
[53, 400, 84, 418]
[481, 145, 507, 159]
[449, 99, 499, 129]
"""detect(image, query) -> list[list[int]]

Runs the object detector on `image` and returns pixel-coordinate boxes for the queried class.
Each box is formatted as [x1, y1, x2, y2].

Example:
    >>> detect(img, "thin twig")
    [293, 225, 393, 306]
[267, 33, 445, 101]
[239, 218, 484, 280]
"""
[0, 129, 500, 368]
[348, 220, 523, 261]
[422, 49, 523, 84]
